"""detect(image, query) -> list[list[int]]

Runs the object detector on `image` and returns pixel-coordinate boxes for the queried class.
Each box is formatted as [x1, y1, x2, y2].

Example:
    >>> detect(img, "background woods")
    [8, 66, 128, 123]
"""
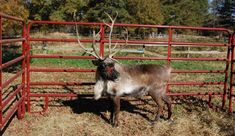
[0, 0, 234, 29]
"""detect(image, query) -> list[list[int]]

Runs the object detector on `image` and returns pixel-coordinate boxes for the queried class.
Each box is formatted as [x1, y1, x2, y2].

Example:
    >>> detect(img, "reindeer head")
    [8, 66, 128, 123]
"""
[75, 11, 128, 81]
[92, 58, 120, 81]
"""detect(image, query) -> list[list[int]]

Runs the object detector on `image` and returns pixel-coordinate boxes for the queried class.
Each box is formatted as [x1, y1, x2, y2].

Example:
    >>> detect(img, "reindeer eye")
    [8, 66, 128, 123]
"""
[108, 63, 114, 67]
[92, 59, 101, 66]
[101, 63, 106, 68]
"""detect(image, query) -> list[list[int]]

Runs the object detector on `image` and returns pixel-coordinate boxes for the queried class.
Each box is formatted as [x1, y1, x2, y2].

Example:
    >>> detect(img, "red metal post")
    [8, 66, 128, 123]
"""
[26, 24, 31, 112]
[18, 21, 27, 119]
[222, 34, 232, 109]
[0, 15, 2, 127]
[167, 27, 172, 64]
[229, 34, 235, 112]
[100, 24, 105, 58]
[166, 27, 172, 93]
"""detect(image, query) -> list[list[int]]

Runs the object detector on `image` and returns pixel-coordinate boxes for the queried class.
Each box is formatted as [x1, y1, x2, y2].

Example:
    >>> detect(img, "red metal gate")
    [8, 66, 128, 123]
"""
[0, 12, 235, 130]
[27, 20, 232, 112]
[0, 13, 27, 130]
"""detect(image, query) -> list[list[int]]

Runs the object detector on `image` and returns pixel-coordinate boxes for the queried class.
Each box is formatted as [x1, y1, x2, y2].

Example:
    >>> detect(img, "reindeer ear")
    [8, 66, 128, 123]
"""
[92, 59, 101, 66]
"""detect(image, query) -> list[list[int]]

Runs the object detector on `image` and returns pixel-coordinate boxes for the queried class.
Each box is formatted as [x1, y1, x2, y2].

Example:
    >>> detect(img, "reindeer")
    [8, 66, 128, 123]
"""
[75, 12, 172, 127]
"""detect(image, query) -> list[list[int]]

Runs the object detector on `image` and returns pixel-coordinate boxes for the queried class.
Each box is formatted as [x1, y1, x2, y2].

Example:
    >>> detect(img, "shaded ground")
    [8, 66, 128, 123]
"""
[3, 96, 235, 136]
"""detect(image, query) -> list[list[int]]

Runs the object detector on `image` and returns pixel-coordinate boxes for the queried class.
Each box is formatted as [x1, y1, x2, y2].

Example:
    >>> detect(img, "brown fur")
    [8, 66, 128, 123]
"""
[124, 64, 171, 83]
[93, 59, 172, 127]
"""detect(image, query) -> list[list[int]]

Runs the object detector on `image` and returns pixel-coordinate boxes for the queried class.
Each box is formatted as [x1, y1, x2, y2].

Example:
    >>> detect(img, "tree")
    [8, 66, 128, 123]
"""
[0, 0, 29, 19]
[161, 0, 209, 26]
[28, 0, 87, 21]
[210, 0, 235, 29]
[83, 0, 132, 23]
[126, 0, 163, 25]
[0, 0, 29, 35]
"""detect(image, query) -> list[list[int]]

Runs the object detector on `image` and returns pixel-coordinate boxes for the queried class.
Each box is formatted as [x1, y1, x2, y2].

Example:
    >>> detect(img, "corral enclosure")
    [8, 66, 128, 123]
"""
[27, 20, 233, 113]
[1, 13, 235, 135]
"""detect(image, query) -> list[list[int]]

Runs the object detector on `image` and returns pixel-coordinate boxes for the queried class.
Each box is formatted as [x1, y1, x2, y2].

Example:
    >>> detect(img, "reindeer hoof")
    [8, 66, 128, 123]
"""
[156, 115, 165, 121]
[150, 121, 156, 126]
[112, 123, 118, 127]
[150, 116, 165, 125]
[167, 118, 175, 124]
[110, 120, 119, 127]
[111, 122, 119, 127]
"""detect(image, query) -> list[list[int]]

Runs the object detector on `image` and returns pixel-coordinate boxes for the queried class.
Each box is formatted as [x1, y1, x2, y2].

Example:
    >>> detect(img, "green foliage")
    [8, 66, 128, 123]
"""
[0, 0, 29, 19]
[0, 0, 29, 35]
[2, 0, 234, 30]
[126, 0, 163, 24]
[83, 0, 132, 23]
[161, 0, 209, 26]
[82, 0, 163, 24]
[28, 0, 87, 21]
[27, 0, 208, 27]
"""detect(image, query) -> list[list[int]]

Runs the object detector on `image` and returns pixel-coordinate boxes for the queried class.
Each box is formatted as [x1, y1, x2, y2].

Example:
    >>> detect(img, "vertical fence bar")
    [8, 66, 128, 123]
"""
[18, 21, 27, 118]
[0, 15, 2, 128]
[100, 24, 105, 58]
[222, 34, 232, 109]
[26, 23, 31, 112]
[229, 34, 235, 112]
[167, 27, 172, 93]
[167, 27, 172, 64]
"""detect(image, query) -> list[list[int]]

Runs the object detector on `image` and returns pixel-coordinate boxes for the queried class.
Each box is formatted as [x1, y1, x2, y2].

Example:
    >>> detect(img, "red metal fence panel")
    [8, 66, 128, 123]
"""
[0, 12, 27, 130]
[27, 20, 232, 113]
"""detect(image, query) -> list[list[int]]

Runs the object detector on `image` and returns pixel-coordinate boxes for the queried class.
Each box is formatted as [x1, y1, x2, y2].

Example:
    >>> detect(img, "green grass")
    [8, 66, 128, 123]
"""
[171, 61, 225, 70]
[31, 58, 227, 82]
[31, 58, 95, 68]
[31, 58, 226, 70]
[119, 59, 226, 70]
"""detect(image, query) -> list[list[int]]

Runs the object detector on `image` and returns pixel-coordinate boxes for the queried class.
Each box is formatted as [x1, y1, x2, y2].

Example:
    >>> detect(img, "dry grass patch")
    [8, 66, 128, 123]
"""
[3, 96, 235, 136]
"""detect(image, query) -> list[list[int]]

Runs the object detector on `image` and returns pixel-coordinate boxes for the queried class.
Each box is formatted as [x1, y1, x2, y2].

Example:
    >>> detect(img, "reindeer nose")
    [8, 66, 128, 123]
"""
[106, 66, 114, 74]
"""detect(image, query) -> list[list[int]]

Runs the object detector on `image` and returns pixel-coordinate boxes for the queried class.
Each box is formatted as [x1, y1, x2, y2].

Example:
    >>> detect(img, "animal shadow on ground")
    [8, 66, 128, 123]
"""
[62, 96, 155, 124]
[172, 95, 231, 113]
[62, 95, 216, 124]
[173, 96, 209, 112]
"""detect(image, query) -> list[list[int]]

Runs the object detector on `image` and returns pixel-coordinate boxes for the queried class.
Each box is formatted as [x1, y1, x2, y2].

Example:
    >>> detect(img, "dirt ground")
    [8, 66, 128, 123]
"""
[2, 33, 234, 135]
[1, 66, 235, 136]
[2, 95, 235, 136]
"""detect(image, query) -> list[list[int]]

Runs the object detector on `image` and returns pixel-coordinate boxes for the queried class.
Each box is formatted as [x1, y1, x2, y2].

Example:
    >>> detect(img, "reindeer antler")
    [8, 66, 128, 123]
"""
[74, 11, 128, 60]
[109, 28, 129, 58]
[103, 12, 129, 58]
[103, 11, 118, 56]
[74, 12, 101, 59]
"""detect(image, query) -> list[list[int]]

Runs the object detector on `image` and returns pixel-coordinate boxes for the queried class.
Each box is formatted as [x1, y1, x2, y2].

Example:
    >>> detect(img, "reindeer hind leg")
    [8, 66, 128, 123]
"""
[149, 90, 164, 122]
[162, 94, 172, 120]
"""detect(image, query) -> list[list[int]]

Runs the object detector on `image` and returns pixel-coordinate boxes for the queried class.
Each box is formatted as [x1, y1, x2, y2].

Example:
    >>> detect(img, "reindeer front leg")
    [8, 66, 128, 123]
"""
[110, 96, 120, 127]
[94, 80, 105, 100]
